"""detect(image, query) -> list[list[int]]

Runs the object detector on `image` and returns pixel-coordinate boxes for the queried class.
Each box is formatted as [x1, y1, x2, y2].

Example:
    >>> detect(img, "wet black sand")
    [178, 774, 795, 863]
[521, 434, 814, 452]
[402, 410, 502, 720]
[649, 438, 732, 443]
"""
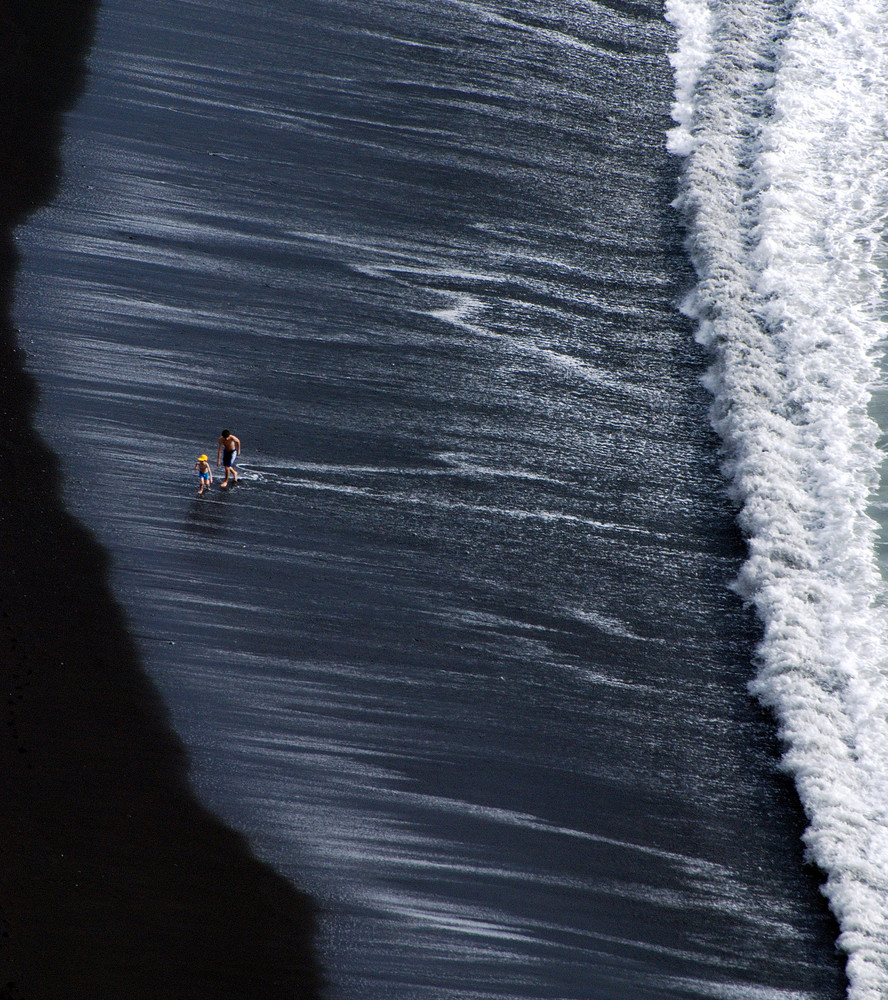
[0, 5, 322, 997]
[5, 1, 851, 998]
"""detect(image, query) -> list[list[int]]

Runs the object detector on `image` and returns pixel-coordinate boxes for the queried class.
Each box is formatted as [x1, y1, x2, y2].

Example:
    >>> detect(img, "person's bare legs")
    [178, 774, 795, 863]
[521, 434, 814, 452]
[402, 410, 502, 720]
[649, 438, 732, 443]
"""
[220, 458, 238, 487]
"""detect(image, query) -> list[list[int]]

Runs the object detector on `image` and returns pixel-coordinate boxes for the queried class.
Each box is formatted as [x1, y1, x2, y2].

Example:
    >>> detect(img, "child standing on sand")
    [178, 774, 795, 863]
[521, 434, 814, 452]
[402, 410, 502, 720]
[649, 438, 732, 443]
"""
[195, 454, 213, 495]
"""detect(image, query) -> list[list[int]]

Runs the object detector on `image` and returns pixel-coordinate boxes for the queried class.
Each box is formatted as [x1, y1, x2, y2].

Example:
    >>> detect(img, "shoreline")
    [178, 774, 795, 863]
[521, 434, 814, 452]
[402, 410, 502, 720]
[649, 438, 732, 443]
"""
[0, 5, 323, 997]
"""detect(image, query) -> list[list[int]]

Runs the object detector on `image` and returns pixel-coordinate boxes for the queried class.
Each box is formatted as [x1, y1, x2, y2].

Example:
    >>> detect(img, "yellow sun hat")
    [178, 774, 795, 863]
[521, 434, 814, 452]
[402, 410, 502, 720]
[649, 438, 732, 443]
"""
[198, 454, 208, 461]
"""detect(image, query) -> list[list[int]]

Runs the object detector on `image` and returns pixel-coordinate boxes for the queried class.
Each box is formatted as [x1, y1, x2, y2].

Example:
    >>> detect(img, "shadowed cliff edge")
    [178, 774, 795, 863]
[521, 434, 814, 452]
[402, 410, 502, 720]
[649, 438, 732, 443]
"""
[0, 4, 324, 997]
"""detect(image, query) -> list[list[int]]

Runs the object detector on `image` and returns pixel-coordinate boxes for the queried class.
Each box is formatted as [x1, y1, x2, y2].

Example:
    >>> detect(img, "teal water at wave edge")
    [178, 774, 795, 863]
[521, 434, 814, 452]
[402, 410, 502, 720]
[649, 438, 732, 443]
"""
[12, 1, 852, 998]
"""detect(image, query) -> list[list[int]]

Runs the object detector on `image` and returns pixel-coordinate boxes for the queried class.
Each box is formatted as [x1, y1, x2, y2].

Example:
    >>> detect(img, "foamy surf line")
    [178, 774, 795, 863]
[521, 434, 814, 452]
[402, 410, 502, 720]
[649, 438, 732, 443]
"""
[666, 1, 888, 996]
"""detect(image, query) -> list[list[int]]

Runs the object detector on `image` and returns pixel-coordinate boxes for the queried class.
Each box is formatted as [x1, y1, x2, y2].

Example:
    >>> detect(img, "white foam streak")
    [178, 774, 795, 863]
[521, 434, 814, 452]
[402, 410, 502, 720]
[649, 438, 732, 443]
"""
[664, 0, 714, 156]
[667, 1, 888, 995]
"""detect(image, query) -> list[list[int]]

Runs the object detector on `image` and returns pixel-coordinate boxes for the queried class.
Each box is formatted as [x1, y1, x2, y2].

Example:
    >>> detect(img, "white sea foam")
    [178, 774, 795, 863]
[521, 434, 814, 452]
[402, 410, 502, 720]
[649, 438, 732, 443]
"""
[666, 1, 888, 996]
[664, 0, 713, 157]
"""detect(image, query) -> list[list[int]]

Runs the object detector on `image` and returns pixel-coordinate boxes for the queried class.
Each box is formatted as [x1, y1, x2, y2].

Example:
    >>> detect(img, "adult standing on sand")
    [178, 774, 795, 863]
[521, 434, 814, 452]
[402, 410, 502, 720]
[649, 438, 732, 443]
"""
[217, 428, 241, 487]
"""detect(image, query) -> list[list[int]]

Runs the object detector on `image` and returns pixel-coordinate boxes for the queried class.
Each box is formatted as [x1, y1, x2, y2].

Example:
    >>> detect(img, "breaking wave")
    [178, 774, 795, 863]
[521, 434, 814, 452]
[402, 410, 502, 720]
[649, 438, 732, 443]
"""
[666, 1, 888, 995]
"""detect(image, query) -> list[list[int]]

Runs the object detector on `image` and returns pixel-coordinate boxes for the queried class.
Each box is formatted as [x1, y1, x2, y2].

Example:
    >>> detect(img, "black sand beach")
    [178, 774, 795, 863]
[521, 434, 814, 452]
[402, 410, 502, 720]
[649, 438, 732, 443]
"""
[4, 1, 851, 998]
[0, 5, 322, 997]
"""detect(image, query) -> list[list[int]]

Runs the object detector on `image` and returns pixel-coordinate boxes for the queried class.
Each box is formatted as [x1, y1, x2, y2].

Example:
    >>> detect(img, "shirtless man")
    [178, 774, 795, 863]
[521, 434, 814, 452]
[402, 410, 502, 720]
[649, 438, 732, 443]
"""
[216, 429, 241, 487]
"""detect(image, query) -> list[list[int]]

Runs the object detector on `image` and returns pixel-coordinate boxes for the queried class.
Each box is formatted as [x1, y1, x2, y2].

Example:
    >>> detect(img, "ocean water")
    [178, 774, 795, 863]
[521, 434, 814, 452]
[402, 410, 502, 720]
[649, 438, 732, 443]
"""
[668, 2, 888, 996]
[11, 0, 888, 997]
